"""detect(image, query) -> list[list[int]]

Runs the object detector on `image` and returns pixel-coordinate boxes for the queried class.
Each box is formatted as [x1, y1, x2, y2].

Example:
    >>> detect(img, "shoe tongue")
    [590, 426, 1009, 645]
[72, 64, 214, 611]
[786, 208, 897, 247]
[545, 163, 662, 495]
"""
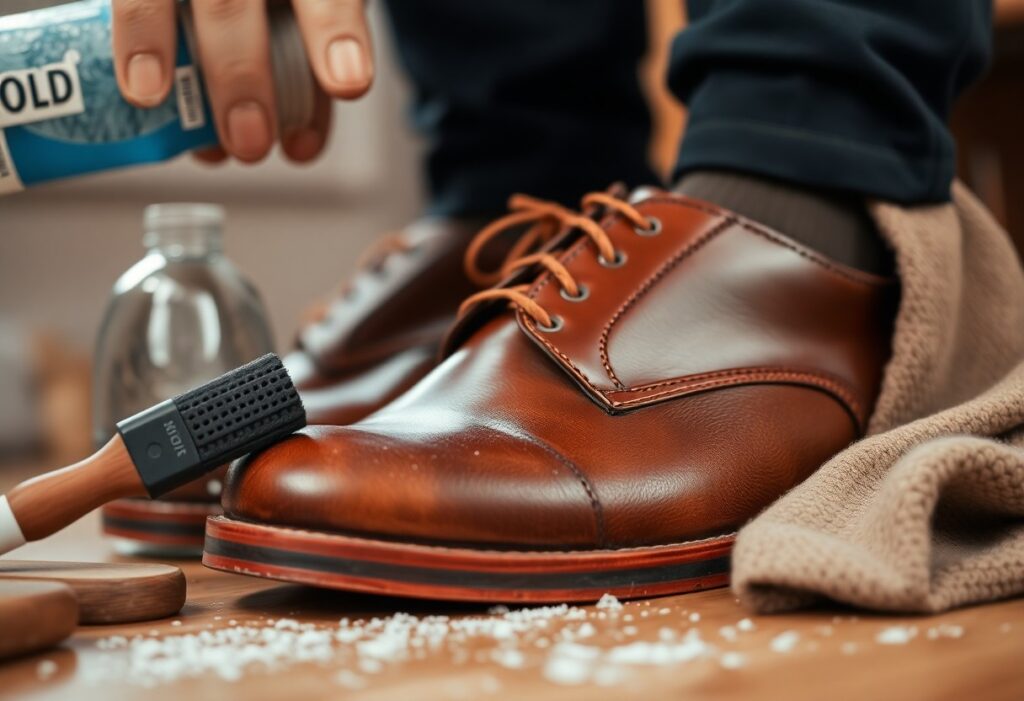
[627, 185, 668, 205]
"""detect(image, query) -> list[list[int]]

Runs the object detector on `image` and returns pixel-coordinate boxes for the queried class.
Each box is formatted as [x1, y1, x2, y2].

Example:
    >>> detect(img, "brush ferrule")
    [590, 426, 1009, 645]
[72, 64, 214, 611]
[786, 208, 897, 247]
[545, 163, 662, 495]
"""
[117, 399, 202, 497]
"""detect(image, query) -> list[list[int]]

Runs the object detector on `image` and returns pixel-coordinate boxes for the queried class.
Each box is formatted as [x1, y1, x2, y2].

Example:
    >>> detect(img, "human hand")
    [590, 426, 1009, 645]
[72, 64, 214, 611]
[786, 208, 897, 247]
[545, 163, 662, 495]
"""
[112, 0, 374, 164]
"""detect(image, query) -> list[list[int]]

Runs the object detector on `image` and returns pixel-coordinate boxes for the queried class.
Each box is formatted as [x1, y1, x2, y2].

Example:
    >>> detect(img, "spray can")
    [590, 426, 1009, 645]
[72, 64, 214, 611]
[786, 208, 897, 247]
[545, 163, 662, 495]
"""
[0, 0, 314, 195]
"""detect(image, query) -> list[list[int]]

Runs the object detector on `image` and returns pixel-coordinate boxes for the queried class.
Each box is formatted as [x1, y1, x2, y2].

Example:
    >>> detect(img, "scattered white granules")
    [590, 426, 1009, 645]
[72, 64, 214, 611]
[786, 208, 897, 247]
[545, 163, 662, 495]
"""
[206, 479, 222, 496]
[82, 600, 742, 690]
[94, 598, 970, 689]
[719, 652, 747, 669]
[491, 647, 526, 669]
[595, 593, 623, 611]
[926, 624, 964, 640]
[605, 629, 711, 666]
[770, 631, 801, 653]
[574, 622, 596, 639]
[543, 642, 602, 685]
[876, 626, 917, 645]
[36, 660, 58, 680]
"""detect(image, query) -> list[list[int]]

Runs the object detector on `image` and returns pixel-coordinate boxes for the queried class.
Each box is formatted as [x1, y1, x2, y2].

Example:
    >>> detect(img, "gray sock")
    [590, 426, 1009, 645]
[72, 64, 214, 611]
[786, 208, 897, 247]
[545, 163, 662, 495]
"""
[675, 170, 894, 275]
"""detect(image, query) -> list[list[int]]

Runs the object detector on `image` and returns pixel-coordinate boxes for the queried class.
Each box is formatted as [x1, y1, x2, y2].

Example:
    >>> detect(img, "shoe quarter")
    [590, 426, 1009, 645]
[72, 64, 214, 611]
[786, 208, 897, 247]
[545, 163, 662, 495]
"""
[517, 198, 875, 428]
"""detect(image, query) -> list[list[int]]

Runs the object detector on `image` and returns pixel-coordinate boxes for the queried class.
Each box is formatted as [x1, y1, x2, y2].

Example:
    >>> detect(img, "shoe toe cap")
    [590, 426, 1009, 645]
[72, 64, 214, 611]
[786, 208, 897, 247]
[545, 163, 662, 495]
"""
[223, 423, 602, 548]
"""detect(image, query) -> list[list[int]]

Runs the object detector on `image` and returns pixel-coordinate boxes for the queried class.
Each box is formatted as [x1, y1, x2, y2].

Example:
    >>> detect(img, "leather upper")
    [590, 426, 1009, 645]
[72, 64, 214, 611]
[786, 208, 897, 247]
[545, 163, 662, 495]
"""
[286, 218, 482, 424]
[226, 191, 896, 550]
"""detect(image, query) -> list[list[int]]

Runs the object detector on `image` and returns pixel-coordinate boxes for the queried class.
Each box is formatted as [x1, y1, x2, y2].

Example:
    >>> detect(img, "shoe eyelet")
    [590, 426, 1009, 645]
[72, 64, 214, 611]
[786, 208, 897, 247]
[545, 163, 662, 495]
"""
[634, 216, 661, 237]
[560, 284, 589, 302]
[598, 250, 627, 268]
[536, 315, 564, 333]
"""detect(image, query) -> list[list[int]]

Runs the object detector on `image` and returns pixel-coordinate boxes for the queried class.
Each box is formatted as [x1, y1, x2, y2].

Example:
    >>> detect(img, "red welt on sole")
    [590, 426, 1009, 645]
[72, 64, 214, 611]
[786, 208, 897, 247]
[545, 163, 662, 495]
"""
[202, 515, 733, 603]
[102, 499, 220, 549]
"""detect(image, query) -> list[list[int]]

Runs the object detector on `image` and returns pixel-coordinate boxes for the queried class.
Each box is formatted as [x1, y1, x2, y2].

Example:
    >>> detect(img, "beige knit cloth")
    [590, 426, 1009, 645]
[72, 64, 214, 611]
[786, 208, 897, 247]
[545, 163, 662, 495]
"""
[732, 182, 1024, 613]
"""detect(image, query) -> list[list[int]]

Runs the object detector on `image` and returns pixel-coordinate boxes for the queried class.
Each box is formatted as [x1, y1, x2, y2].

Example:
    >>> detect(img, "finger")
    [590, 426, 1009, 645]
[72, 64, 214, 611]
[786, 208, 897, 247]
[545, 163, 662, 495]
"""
[282, 86, 332, 163]
[112, 0, 177, 107]
[191, 0, 277, 162]
[292, 0, 374, 100]
[193, 146, 229, 164]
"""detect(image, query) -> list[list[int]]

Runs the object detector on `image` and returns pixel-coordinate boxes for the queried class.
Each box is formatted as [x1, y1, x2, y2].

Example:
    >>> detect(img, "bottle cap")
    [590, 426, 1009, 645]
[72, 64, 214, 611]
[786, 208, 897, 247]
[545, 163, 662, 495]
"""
[143, 203, 225, 256]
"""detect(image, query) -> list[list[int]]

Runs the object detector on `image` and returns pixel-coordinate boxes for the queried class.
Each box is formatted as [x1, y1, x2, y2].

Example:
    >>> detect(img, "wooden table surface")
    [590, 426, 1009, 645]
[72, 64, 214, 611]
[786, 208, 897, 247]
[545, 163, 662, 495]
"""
[0, 465, 1022, 701]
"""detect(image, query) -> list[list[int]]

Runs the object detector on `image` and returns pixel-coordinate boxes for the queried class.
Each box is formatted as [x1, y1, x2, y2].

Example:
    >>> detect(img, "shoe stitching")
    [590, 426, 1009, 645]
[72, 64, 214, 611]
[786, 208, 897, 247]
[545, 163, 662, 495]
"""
[598, 216, 733, 388]
[603, 367, 865, 431]
[644, 196, 894, 287]
[508, 429, 608, 548]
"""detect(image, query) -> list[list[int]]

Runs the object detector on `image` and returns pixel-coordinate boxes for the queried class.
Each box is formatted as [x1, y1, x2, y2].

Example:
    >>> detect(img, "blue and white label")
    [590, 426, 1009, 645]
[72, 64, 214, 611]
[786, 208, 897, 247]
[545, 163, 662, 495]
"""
[0, 50, 85, 129]
[0, 0, 219, 193]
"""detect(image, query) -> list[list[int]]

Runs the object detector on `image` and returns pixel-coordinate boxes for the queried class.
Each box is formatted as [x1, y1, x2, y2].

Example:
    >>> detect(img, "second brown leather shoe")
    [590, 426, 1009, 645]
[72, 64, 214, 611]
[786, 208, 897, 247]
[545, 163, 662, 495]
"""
[285, 217, 485, 425]
[205, 189, 897, 602]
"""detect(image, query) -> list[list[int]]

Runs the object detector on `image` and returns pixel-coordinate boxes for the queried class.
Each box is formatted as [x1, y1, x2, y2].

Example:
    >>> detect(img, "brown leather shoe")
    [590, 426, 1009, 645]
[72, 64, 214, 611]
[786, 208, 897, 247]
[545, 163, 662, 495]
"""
[286, 217, 487, 425]
[204, 189, 897, 602]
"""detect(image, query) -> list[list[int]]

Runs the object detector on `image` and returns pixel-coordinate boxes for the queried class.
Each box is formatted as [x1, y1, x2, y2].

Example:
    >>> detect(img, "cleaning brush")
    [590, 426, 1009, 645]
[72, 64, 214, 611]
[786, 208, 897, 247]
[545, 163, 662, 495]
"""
[0, 354, 305, 554]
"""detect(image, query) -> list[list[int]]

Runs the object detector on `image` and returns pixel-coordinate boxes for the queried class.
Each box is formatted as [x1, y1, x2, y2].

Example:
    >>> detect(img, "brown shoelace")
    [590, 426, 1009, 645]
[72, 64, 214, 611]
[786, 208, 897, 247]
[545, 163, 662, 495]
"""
[460, 192, 656, 329]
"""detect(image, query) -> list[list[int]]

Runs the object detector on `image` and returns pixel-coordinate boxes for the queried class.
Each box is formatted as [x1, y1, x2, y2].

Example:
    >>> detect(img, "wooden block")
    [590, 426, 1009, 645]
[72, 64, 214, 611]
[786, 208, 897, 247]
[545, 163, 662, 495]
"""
[0, 580, 77, 660]
[0, 560, 186, 625]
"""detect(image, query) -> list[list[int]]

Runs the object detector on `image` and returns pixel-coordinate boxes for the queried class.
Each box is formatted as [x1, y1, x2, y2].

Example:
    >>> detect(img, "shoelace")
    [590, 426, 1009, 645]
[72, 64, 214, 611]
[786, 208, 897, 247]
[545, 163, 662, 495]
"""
[459, 192, 657, 329]
[300, 233, 414, 327]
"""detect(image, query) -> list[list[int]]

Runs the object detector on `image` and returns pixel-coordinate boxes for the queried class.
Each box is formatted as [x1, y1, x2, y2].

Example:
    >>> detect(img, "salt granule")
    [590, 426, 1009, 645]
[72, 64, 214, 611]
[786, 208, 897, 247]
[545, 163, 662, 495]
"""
[770, 630, 801, 653]
[719, 652, 747, 669]
[925, 624, 964, 640]
[736, 618, 755, 632]
[595, 593, 623, 611]
[876, 626, 917, 645]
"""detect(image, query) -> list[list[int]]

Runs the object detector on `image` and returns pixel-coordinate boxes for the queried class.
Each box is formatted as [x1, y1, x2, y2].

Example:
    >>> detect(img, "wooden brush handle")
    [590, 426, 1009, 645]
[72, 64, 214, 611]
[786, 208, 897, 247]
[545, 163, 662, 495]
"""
[4, 435, 145, 544]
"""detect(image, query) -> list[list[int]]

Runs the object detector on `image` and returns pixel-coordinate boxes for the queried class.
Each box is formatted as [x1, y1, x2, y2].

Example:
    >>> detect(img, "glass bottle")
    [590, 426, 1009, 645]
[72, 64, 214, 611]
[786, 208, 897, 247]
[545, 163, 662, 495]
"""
[92, 203, 275, 506]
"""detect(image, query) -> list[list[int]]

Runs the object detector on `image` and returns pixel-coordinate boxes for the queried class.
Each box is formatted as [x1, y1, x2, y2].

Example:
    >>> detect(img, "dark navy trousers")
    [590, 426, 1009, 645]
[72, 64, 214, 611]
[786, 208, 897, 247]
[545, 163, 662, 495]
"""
[383, 1, 992, 215]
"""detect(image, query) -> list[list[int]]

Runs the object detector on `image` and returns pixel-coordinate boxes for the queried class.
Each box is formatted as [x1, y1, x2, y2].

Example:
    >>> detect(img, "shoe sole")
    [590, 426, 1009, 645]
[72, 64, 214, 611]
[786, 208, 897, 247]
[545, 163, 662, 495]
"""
[202, 516, 733, 603]
[102, 499, 221, 550]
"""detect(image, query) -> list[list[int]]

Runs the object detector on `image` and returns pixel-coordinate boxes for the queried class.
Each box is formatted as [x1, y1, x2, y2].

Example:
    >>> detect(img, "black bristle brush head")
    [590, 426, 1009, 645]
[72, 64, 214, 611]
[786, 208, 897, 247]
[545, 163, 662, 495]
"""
[116, 354, 306, 497]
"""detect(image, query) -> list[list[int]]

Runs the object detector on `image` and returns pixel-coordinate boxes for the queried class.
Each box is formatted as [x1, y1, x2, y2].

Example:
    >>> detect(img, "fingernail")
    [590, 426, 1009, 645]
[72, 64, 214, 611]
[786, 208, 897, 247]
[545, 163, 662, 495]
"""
[327, 38, 369, 89]
[126, 53, 164, 105]
[226, 101, 271, 160]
